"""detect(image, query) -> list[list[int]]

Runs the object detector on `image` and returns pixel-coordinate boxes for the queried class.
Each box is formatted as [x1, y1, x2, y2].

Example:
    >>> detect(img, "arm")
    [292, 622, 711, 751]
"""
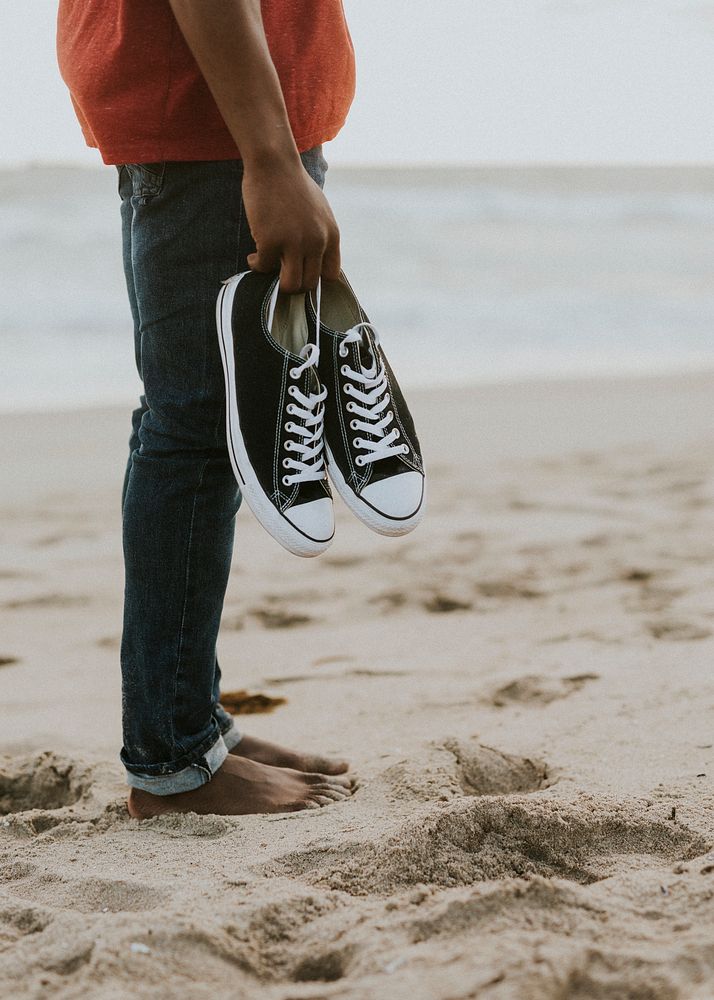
[168, 0, 340, 292]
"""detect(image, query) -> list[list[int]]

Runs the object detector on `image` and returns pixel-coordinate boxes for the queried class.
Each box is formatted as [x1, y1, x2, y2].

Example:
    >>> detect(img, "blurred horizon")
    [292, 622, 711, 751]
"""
[1, 161, 713, 413]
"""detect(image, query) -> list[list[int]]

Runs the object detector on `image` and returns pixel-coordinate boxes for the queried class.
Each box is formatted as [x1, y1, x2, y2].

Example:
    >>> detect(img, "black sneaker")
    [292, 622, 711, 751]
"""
[307, 274, 426, 535]
[216, 271, 334, 557]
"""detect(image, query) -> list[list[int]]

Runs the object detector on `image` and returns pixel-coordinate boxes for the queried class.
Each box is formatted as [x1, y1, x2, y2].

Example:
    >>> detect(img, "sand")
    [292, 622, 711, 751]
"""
[2, 372, 714, 999]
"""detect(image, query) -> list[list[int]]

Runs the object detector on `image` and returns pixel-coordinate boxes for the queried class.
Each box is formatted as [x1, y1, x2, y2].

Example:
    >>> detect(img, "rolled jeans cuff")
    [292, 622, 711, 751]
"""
[221, 720, 243, 752]
[124, 733, 229, 795]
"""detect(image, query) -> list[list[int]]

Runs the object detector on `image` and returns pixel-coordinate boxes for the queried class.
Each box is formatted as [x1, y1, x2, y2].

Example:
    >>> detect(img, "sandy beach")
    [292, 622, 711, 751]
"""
[2, 372, 714, 999]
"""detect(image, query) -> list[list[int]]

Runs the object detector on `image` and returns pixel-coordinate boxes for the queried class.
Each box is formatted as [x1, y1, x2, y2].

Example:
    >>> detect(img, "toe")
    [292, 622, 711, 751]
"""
[322, 782, 354, 799]
[310, 772, 353, 789]
[309, 756, 349, 775]
[310, 794, 340, 807]
[312, 785, 348, 801]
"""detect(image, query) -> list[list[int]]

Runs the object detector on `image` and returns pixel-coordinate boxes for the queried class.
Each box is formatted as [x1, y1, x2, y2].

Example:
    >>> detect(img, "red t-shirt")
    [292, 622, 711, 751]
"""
[56, 0, 356, 165]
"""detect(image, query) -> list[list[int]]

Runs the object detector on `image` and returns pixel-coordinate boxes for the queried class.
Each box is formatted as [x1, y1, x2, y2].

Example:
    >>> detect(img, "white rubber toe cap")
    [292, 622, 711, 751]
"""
[361, 471, 424, 521]
[283, 496, 335, 543]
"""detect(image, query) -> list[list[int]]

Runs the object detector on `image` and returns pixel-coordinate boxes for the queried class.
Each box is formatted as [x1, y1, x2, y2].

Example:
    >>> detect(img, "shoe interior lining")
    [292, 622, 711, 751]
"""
[317, 277, 362, 333]
[272, 293, 309, 355]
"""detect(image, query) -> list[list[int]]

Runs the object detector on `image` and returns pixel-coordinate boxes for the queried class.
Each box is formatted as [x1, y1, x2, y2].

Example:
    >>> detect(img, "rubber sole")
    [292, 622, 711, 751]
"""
[216, 275, 334, 558]
[325, 444, 426, 536]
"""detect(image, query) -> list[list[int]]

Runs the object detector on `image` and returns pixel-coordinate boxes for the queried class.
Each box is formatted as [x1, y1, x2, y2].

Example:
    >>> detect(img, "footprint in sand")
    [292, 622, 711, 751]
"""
[379, 739, 547, 803]
[370, 590, 474, 615]
[369, 590, 408, 613]
[7, 874, 169, 914]
[322, 554, 366, 569]
[0, 752, 91, 815]
[265, 667, 407, 686]
[219, 690, 287, 714]
[476, 580, 541, 600]
[442, 740, 548, 796]
[540, 631, 616, 645]
[648, 621, 712, 642]
[489, 673, 599, 708]
[249, 608, 314, 629]
[0, 901, 53, 951]
[2, 593, 89, 611]
[31, 530, 97, 548]
[292, 947, 354, 983]
[96, 635, 120, 649]
[0, 861, 37, 884]
[423, 594, 473, 614]
[0, 754, 129, 840]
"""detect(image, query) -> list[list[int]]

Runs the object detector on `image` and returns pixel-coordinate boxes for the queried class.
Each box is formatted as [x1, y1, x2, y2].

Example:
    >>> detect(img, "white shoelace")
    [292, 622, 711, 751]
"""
[339, 323, 409, 468]
[266, 280, 327, 489]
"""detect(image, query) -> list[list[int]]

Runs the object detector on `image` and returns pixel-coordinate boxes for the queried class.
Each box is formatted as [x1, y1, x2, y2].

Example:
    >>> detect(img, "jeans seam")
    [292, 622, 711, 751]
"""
[234, 189, 245, 275]
[172, 455, 211, 751]
[214, 179, 246, 447]
[129, 211, 144, 383]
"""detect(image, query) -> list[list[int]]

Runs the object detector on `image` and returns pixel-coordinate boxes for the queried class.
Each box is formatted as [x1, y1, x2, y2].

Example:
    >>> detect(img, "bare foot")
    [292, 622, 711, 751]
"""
[230, 734, 349, 775]
[127, 753, 354, 818]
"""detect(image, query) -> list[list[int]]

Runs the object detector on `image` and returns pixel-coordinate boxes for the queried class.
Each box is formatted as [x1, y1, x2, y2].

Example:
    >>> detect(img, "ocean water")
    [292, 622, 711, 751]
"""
[0, 165, 712, 412]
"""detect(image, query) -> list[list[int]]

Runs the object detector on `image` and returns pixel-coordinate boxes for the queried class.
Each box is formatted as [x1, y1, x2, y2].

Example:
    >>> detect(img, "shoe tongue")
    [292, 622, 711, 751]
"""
[304, 292, 370, 356]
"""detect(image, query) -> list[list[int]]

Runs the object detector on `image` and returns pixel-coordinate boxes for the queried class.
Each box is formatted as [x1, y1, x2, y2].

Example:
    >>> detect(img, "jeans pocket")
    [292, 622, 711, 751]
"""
[125, 162, 167, 203]
[115, 164, 127, 198]
[300, 145, 327, 190]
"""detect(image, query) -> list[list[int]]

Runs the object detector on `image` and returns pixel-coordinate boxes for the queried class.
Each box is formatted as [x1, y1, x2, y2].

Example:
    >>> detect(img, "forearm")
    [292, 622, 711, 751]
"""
[168, 0, 301, 170]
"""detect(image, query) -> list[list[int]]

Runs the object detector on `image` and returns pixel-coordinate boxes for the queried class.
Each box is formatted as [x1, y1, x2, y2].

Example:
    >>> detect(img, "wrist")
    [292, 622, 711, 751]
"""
[241, 131, 302, 174]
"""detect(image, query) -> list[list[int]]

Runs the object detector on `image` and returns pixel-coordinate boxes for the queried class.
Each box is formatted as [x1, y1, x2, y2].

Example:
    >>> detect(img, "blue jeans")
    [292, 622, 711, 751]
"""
[116, 147, 328, 794]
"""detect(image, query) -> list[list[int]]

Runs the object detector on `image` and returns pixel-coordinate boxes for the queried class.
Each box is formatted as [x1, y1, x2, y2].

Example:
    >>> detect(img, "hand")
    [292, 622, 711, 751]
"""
[243, 157, 341, 293]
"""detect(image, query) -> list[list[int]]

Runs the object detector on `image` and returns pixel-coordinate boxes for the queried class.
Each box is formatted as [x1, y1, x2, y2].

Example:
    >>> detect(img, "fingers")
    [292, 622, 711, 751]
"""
[278, 254, 304, 295]
[249, 245, 306, 295]
[247, 248, 278, 274]
[248, 236, 341, 294]
[321, 235, 341, 282]
[301, 255, 322, 294]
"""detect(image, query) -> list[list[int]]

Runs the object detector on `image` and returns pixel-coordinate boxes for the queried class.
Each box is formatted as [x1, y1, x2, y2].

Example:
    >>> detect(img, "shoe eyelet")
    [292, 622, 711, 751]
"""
[339, 346, 348, 358]
[289, 367, 300, 379]
[355, 456, 365, 467]
[282, 458, 291, 469]
[286, 403, 296, 415]
[345, 402, 355, 413]
[401, 444, 409, 454]
[350, 419, 359, 430]
[343, 383, 353, 395]
[340, 364, 350, 376]
[282, 475, 292, 487]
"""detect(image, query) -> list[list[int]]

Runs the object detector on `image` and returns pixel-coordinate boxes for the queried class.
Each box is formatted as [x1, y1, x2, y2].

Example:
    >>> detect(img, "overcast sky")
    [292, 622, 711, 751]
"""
[1, 0, 712, 167]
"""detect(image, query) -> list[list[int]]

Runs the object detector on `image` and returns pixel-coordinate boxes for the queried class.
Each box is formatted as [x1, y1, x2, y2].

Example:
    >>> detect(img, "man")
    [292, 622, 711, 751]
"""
[56, 0, 357, 816]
